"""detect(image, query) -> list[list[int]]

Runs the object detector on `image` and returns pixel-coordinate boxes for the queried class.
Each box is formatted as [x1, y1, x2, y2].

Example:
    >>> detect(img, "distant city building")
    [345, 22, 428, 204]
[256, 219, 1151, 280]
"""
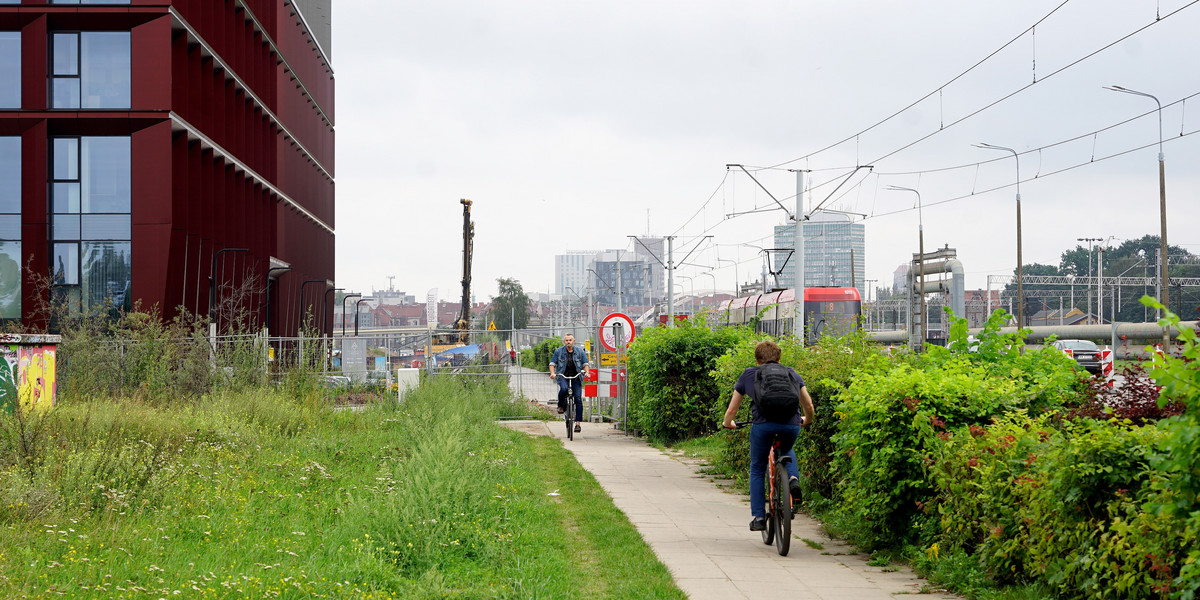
[630, 236, 666, 300]
[772, 212, 865, 296]
[555, 251, 600, 297]
[590, 249, 653, 307]
[372, 286, 416, 306]
[893, 264, 910, 294]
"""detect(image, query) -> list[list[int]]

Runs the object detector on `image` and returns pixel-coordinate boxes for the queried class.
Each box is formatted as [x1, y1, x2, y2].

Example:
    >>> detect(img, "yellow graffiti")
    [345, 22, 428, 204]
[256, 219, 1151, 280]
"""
[18, 348, 56, 414]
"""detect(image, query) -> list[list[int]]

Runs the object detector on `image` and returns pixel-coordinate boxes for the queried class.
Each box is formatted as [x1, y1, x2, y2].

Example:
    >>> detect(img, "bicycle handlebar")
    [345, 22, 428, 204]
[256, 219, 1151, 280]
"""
[553, 372, 586, 380]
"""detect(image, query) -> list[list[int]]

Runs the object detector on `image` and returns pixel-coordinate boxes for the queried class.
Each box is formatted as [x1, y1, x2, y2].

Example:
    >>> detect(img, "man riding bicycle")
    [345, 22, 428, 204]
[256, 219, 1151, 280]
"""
[549, 333, 589, 433]
[721, 340, 816, 532]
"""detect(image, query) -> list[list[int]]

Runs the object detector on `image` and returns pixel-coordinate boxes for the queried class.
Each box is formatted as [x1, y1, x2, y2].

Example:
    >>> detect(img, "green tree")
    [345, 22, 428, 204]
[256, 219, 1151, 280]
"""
[488, 278, 530, 338]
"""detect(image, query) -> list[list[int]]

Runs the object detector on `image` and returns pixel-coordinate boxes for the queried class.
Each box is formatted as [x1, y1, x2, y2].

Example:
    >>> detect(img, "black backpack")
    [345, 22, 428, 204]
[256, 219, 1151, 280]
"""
[753, 362, 801, 423]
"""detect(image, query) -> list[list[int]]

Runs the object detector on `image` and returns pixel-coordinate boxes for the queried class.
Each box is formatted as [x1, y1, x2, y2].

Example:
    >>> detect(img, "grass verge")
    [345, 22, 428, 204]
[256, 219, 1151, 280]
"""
[0, 378, 683, 599]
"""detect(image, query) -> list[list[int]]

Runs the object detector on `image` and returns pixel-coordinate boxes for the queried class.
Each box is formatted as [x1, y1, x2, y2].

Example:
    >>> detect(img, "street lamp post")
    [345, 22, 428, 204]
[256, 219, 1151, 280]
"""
[299, 279, 324, 334]
[1105, 85, 1169, 347]
[341, 293, 361, 337]
[974, 143, 1024, 327]
[677, 275, 695, 316]
[886, 186, 925, 351]
[1078, 237, 1101, 322]
[355, 298, 373, 337]
[716, 258, 738, 296]
[263, 266, 291, 335]
[324, 287, 342, 338]
[209, 247, 248, 323]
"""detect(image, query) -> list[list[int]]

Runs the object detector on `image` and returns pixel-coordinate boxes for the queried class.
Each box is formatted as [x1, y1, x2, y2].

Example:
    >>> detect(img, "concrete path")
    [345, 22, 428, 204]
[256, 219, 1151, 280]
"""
[501, 419, 960, 600]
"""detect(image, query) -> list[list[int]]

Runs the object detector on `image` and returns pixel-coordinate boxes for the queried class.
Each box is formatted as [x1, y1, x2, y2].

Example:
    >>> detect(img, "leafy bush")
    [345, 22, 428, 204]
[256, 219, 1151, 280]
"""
[1066, 365, 1184, 424]
[928, 414, 1188, 598]
[710, 332, 887, 508]
[1140, 298, 1200, 598]
[520, 336, 562, 372]
[626, 320, 747, 444]
[830, 309, 1083, 551]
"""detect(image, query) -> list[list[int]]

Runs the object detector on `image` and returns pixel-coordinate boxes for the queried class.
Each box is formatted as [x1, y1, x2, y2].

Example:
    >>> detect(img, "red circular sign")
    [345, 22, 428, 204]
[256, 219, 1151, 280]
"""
[599, 312, 636, 351]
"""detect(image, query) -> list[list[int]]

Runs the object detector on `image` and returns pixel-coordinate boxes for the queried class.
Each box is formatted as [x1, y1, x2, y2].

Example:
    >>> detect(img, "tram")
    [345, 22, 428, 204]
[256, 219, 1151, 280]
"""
[719, 287, 862, 344]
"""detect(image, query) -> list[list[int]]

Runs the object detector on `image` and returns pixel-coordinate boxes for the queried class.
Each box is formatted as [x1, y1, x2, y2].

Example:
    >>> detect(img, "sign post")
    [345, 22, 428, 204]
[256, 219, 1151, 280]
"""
[599, 312, 635, 352]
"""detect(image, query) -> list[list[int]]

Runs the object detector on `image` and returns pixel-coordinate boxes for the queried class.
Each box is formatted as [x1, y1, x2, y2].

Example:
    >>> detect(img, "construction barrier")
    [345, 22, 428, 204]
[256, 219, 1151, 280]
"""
[584, 367, 624, 399]
[1099, 347, 1114, 387]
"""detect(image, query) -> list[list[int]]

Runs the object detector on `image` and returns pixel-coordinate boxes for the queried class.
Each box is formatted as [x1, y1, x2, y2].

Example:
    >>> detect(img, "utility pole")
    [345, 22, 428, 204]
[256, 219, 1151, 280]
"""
[667, 237, 674, 326]
[1097, 246, 1105, 324]
[794, 169, 807, 342]
[1078, 237, 1101, 321]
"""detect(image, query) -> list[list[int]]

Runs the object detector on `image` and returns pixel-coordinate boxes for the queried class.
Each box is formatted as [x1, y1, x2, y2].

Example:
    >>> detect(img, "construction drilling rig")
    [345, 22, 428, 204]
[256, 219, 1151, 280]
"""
[456, 198, 474, 344]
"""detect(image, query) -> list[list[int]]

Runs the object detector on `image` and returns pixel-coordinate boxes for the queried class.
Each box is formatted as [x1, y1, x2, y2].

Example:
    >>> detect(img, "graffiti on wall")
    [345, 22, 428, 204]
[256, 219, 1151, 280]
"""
[0, 344, 56, 414]
[0, 344, 16, 413]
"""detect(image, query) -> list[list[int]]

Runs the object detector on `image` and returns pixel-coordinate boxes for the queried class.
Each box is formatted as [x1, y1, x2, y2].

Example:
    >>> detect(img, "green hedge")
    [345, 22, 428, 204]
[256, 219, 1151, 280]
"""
[626, 320, 748, 444]
[520, 337, 561, 372]
[710, 332, 886, 508]
[692, 306, 1200, 598]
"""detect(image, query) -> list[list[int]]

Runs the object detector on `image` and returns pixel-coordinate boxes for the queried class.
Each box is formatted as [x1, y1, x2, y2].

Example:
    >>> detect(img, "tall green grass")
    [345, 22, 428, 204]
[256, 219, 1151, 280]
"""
[0, 378, 682, 598]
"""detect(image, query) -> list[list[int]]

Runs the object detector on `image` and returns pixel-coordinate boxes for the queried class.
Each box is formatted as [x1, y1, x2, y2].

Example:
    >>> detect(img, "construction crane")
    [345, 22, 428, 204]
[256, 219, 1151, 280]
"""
[456, 198, 474, 344]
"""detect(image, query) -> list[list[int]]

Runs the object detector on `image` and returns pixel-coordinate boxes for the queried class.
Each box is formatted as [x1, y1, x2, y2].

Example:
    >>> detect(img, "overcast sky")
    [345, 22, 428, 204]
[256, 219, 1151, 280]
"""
[332, 0, 1199, 304]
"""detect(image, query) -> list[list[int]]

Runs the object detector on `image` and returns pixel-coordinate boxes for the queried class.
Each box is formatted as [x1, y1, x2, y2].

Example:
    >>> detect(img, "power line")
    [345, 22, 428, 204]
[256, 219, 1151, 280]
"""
[764, 0, 1075, 170]
[866, 126, 1200, 221]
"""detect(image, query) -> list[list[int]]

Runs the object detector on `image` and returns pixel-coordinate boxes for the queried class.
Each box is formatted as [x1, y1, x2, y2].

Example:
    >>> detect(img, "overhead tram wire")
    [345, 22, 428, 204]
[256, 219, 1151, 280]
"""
[670, 171, 730, 238]
[860, 1, 1200, 169]
[765, 0, 1197, 176]
[692, 2, 1198, 241]
[873, 89, 1200, 178]
[764, 1, 1074, 171]
[864, 126, 1200, 222]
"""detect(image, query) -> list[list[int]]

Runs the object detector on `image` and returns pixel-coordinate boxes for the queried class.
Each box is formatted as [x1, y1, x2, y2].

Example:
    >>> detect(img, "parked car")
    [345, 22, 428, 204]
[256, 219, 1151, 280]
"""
[322, 375, 351, 389]
[1049, 339, 1103, 375]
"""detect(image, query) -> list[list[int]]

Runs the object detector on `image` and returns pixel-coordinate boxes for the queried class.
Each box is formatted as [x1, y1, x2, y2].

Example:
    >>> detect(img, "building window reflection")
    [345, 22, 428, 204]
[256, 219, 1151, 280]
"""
[0, 32, 18, 108]
[50, 31, 130, 109]
[0, 137, 19, 319]
[50, 136, 131, 313]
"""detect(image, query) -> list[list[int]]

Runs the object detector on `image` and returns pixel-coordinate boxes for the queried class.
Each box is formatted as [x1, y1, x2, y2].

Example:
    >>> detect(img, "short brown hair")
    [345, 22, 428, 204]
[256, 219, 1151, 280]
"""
[754, 340, 782, 364]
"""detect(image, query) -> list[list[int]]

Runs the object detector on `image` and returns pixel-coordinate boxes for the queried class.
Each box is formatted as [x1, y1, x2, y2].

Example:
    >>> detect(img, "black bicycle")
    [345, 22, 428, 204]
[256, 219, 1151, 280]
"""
[559, 372, 585, 441]
[735, 421, 793, 556]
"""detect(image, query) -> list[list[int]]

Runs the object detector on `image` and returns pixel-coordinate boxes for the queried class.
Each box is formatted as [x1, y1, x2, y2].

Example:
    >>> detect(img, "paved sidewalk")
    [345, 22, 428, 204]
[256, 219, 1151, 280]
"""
[503, 420, 959, 600]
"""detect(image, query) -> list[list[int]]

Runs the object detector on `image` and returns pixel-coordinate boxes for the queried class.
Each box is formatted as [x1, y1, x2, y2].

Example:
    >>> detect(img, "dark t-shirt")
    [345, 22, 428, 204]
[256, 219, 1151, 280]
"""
[563, 348, 578, 377]
[734, 364, 805, 426]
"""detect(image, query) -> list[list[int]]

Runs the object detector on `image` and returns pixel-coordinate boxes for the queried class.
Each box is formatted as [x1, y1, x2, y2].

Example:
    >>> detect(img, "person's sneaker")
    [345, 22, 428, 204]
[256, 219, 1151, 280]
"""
[749, 516, 767, 531]
[574, 423, 581, 433]
[789, 477, 803, 505]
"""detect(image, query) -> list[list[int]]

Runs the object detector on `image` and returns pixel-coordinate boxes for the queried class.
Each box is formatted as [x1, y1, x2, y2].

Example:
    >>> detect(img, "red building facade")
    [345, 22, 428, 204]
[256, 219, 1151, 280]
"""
[0, 0, 334, 336]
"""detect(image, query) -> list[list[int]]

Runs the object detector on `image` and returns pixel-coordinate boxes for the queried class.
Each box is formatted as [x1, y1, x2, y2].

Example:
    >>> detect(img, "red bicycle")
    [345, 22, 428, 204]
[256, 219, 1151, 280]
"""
[736, 421, 792, 556]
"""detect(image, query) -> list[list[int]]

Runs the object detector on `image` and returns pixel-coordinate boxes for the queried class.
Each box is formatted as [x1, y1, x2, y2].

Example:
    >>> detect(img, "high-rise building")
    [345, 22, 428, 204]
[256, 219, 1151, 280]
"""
[0, 0, 334, 336]
[772, 212, 865, 297]
[589, 249, 653, 307]
[555, 251, 599, 298]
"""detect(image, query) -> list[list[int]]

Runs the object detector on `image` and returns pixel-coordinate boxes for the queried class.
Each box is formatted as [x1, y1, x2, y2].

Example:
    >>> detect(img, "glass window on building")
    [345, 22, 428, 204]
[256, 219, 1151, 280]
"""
[0, 32, 18, 108]
[51, 136, 131, 313]
[49, 0, 132, 4]
[0, 137, 19, 319]
[50, 31, 130, 109]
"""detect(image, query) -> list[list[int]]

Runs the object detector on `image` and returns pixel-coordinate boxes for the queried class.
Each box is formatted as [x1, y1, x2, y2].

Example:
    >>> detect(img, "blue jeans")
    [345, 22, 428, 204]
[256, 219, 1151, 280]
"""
[749, 422, 801, 517]
[557, 376, 583, 421]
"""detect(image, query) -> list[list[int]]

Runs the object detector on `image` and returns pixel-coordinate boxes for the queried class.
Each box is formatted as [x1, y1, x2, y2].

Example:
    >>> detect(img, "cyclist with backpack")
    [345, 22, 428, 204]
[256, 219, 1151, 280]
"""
[721, 340, 816, 532]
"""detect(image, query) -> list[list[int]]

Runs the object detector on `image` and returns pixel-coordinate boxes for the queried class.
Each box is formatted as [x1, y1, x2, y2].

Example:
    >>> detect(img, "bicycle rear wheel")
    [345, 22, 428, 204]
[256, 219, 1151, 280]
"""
[773, 461, 792, 556]
[762, 460, 775, 545]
